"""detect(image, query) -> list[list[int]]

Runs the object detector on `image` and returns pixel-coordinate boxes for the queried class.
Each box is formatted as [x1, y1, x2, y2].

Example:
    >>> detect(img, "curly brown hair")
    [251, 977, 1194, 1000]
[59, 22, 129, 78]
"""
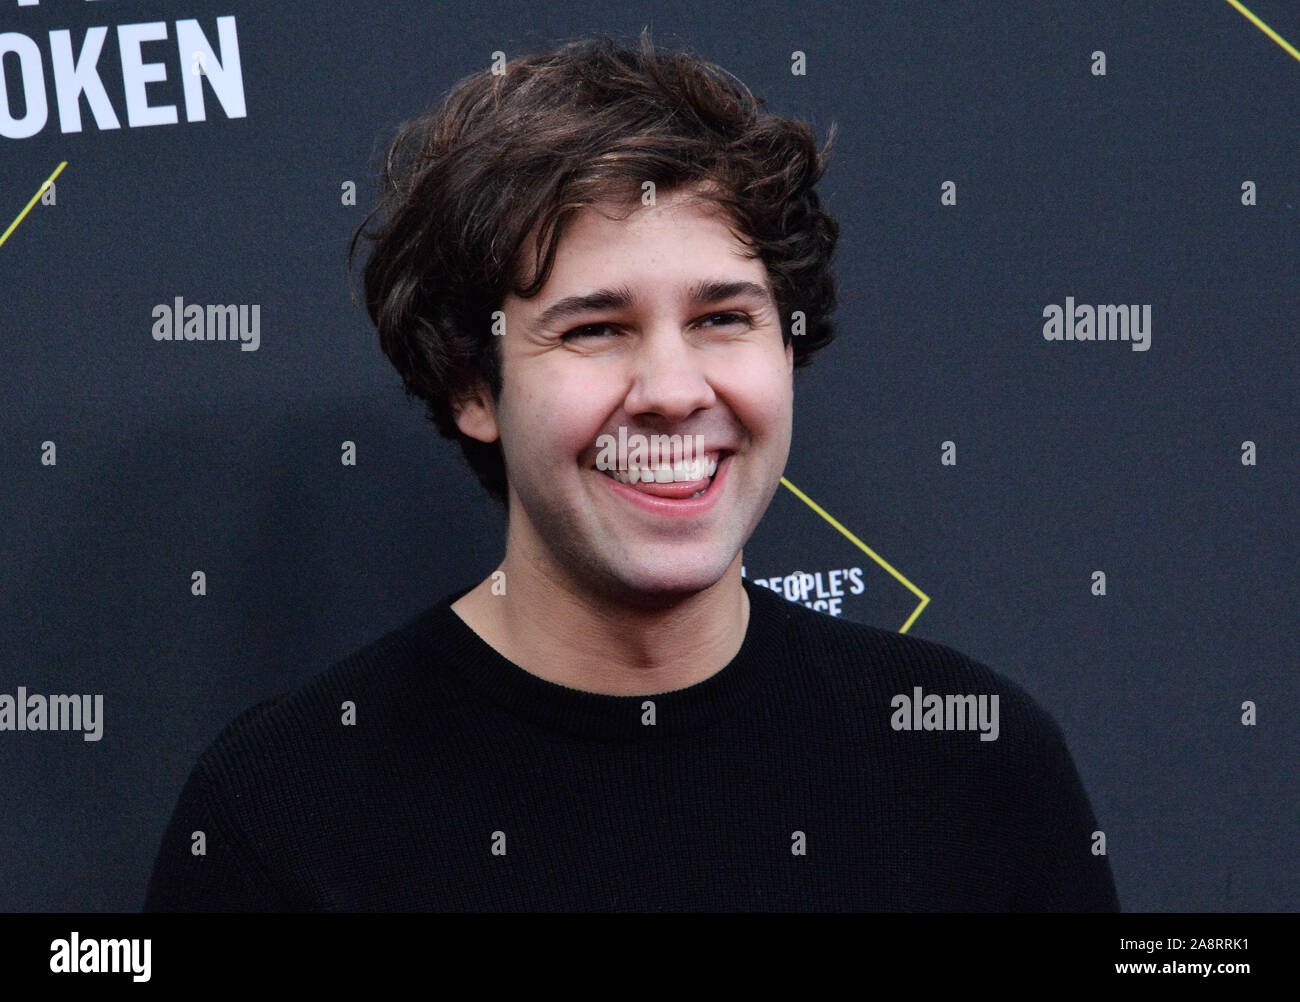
[349, 29, 840, 505]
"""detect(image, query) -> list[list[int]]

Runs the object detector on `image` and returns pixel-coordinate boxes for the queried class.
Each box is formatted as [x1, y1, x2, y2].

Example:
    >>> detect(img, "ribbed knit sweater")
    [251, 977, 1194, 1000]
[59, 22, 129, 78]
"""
[143, 578, 1119, 912]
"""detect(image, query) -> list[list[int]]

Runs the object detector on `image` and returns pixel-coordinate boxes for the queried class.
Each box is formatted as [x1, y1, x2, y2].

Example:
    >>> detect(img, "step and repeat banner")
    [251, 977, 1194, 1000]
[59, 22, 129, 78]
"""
[2, 0, 1296, 914]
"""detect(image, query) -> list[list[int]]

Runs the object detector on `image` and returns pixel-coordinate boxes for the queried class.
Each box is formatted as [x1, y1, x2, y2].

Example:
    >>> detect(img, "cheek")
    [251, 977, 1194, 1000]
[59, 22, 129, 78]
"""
[506, 364, 620, 457]
[725, 365, 792, 431]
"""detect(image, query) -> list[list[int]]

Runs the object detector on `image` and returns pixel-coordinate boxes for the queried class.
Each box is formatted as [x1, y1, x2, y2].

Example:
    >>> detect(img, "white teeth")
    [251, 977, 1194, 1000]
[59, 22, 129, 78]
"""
[599, 453, 721, 485]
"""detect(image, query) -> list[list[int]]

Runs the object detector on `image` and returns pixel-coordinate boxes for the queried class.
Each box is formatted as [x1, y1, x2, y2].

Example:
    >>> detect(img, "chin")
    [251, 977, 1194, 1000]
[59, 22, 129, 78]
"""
[602, 553, 737, 603]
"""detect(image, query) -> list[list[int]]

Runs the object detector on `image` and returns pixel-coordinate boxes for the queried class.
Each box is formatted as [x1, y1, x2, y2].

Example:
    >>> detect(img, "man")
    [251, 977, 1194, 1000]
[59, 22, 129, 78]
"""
[144, 33, 1118, 911]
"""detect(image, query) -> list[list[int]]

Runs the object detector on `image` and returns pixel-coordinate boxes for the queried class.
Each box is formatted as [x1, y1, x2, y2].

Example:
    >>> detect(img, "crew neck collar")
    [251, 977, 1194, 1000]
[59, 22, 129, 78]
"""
[427, 577, 793, 742]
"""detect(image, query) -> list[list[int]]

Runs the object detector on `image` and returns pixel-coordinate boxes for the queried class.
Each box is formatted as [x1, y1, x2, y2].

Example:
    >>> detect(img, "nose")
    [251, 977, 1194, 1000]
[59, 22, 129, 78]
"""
[622, 325, 717, 423]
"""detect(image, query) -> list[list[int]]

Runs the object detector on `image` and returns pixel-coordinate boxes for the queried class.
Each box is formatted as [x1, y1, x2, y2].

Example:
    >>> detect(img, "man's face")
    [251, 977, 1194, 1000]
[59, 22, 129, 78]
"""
[458, 186, 794, 605]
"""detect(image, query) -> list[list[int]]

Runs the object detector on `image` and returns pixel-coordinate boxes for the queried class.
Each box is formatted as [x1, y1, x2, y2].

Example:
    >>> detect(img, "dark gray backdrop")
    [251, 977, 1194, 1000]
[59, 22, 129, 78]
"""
[2, 0, 1296, 912]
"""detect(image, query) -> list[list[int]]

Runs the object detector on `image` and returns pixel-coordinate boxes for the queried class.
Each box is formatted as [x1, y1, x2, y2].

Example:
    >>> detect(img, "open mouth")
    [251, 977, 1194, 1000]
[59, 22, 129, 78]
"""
[594, 451, 730, 501]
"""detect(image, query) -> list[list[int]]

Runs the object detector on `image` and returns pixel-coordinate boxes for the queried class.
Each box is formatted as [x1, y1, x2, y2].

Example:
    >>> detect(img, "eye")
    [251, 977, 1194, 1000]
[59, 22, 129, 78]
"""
[559, 313, 754, 341]
[560, 323, 619, 341]
[700, 312, 754, 329]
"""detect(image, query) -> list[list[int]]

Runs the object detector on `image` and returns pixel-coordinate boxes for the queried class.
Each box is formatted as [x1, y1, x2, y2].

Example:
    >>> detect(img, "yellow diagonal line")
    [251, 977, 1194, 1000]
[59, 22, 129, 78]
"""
[779, 476, 931, 633]
[1, 161, 67, 250]
[1225, 0, 1300, 63]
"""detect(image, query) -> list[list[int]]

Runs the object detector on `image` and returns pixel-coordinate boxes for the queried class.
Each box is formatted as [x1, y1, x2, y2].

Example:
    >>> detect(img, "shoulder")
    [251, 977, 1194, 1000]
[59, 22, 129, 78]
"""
[746, 580, 1070, 767]
[188, 601, 464, 799]
[147, 602, 473, 909]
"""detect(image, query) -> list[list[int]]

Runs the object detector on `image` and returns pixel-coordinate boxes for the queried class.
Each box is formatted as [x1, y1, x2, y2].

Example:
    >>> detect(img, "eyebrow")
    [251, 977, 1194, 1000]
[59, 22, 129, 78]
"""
[532, 279, 774, 331]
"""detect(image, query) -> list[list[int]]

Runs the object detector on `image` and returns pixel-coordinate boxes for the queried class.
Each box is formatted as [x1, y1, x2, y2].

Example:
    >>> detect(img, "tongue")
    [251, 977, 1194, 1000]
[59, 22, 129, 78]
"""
[625, 474, 710, 498]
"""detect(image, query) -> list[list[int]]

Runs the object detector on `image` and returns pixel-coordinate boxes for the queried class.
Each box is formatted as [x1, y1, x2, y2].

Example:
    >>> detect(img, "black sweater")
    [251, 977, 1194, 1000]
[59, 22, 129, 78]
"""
[143, 578, 1119, 912]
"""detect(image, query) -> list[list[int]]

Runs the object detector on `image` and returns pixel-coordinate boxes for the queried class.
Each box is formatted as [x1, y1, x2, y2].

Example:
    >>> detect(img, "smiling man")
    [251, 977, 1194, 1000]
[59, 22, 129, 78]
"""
[143, 32, 1119, 912]
[448, 189, 790, 696]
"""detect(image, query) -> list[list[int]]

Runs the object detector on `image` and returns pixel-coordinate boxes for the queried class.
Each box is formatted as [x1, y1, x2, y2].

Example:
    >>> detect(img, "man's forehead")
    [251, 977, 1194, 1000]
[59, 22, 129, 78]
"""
[511, 205, 769, 311]
[527, 276, 775, 331]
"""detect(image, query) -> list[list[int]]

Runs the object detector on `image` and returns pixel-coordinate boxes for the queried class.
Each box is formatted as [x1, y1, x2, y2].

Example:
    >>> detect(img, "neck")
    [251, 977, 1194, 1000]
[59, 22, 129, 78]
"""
[450, 546, 750, 696]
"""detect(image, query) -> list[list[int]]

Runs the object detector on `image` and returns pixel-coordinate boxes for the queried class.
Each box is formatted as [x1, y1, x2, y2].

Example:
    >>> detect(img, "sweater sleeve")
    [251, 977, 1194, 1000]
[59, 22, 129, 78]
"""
[142, 762, 303, 912]
[1012, 713, 1121, 912]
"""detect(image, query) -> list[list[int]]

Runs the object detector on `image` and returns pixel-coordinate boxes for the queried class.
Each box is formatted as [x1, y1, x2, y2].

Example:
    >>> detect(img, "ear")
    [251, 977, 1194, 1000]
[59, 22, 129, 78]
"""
[785, 336, 794, 374]
[452, 379, 500, 444]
